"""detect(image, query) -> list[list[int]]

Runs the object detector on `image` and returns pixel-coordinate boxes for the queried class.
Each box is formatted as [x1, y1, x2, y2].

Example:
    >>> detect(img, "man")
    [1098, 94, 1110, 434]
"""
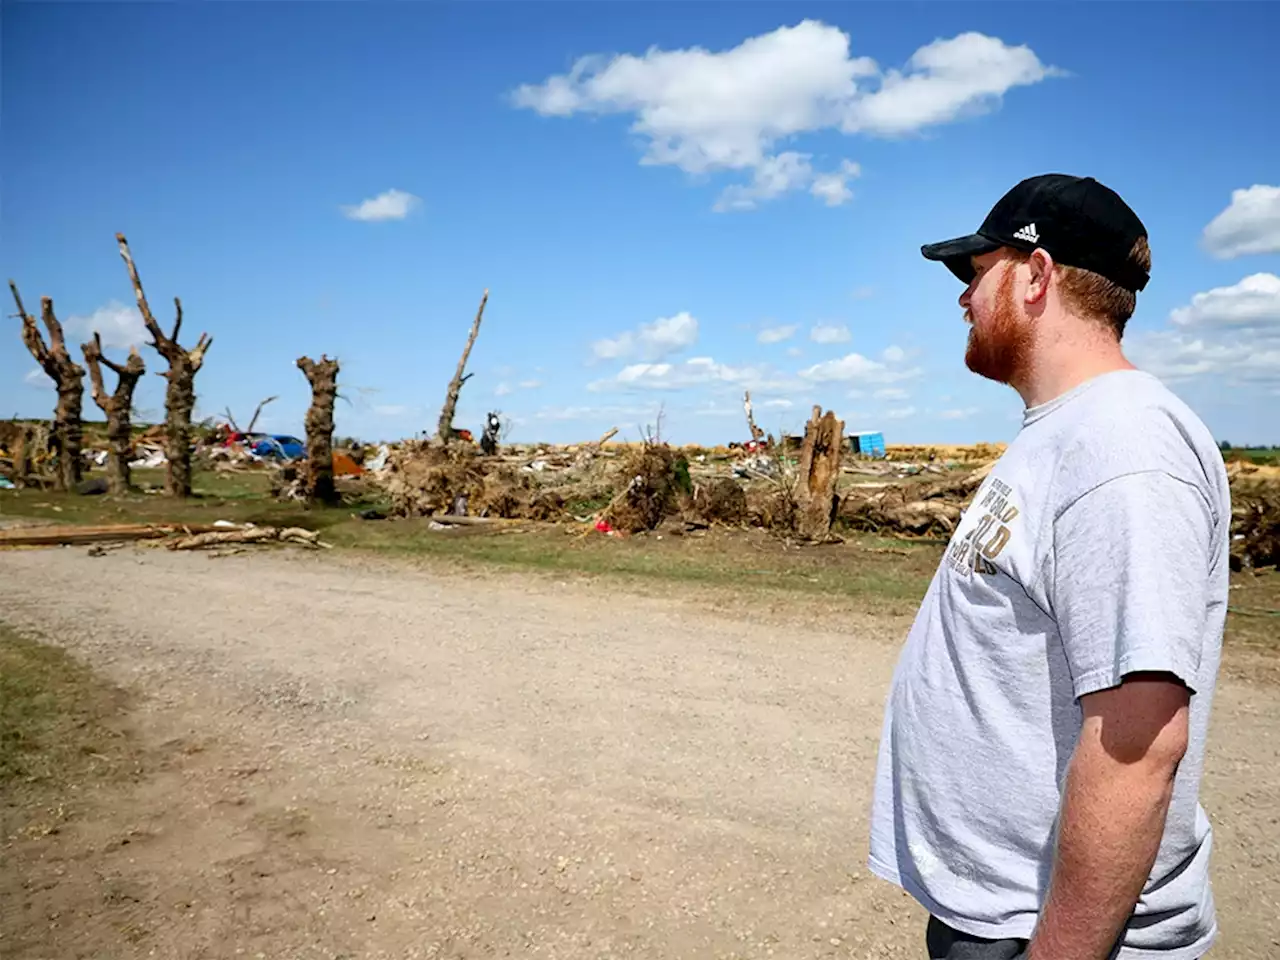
[868, 174, 1229, 960]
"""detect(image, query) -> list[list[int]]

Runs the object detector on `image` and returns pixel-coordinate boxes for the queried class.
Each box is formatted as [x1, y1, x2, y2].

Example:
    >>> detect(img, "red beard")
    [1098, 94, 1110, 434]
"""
[965, 264, 1032, 385]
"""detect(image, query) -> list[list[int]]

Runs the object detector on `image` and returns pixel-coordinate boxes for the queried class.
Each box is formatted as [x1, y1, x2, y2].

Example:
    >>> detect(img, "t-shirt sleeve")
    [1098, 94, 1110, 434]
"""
[1049, 470, 1216, 700]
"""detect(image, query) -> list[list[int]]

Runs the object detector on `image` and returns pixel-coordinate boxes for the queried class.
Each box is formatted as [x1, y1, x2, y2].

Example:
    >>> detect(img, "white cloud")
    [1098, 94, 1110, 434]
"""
[841, 32, 1059, 137]
[1129, 272, 1280, 390]
[532, 403, 651, 422]
[1202, 185, 1280, 259]
[494, 383, 514, 397]
[589, 356, 796, 394]
[518, 379, 544, 390]
[758, 323, 798, 344]
[1169, 273, 1280, 340]
[809, 160, 862, 207]
[24, 368, 46, 386]
[874, 387, 910, 401]
[1131, 335, 1280, 387]
[800, 352, 920, 384]
[882, 345, 906, 363]
[939, 406, 980, 420]
[512, 22, 1055, 210]
[67, 300, 147, 350]
[884, 405, 918, 420]
[341, 189, 421, 222]
[810, 323, 851, 344]
[851, 285, 876, 300]
[762, 398, 794, 409]
[787, 346, 804, 358]
[591, 311, 699, 362]
[714, 151, 823, 212]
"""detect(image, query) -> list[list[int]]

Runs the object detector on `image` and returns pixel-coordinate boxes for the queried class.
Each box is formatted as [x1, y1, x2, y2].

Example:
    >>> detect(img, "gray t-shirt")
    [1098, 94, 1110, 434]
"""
[868, 369, 1230, 959]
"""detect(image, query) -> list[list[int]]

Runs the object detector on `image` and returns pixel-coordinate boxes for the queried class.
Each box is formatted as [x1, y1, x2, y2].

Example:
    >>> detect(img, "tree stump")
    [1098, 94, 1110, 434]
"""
[82, 333, 145, 494]
[297, 354, 340, 504]
[117, 234, 213, 498]
[795, 405, 845, 541]
[10, 281, 84, 491]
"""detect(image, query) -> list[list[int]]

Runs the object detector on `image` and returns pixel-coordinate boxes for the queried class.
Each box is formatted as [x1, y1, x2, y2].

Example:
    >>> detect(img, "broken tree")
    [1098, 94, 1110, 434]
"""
[436, 289, 488, 443]
[297, 354, 340, 504]
[743, 390, 765, 444]
[795, 405, 845, 541]
[116, 233, 213, 498]
[9, 280, 85, 490]
[81, 332, 145, 494]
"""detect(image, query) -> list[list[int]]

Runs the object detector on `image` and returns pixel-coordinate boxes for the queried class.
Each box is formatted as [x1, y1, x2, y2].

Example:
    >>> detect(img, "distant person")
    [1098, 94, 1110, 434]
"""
[869, 174, 1229, 960]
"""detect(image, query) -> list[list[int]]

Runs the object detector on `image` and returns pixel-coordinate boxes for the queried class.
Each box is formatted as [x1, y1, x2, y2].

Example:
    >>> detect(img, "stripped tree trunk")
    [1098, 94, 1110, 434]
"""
[13, 424, 35, 488]
[743, 390, 765, 443]
[9, 281, 84, 491]
[436, 289, 488, 443]
[116, 233, 212, 498]
[795, 405, 845, 541]
[297, 355, 340, 504]
[81, 332, 145, 493]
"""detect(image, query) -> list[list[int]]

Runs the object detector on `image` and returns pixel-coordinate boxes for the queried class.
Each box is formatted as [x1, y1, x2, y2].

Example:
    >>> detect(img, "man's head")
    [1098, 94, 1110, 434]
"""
[922, 174, 1150, 387]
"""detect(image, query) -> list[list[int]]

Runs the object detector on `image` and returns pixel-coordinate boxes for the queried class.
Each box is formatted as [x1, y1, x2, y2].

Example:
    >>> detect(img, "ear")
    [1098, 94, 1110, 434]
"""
[1025, 249, 1054, 305]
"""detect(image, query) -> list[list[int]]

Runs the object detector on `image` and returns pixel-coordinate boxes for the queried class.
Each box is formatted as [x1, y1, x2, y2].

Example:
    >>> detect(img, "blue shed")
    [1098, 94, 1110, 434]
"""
[849, 430, 886, 458]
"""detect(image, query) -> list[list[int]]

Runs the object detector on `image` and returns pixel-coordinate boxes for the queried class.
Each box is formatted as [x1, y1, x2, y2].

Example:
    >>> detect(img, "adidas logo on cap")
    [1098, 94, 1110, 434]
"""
[1013, 223, 1040, 243]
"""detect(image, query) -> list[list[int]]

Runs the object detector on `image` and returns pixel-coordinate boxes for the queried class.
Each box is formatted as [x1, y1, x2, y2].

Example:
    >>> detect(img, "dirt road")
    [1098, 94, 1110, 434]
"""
[2, 549, 1277, 959]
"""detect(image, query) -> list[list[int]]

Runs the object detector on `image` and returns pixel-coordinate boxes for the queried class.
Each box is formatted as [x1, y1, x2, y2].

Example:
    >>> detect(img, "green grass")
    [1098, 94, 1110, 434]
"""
[0, 626, 130, 790]
[0, 468, 383, 532]
[331, 520, 942, 614]
[1223, 447, 1280, 466]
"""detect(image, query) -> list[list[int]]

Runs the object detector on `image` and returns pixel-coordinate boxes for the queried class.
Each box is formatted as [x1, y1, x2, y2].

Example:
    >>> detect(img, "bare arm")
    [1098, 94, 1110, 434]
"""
[1026, 673, 1191, 960]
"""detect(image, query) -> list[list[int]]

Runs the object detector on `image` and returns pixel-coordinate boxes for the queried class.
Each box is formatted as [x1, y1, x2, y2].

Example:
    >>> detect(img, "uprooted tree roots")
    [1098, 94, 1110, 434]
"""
[602, 445, 693, 534]
[382, 442, 569, 521]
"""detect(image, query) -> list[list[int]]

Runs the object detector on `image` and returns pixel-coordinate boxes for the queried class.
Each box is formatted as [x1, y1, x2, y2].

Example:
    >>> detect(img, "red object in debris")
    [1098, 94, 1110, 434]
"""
[594, 519, 614, 534]
[744, 439, 767, 454]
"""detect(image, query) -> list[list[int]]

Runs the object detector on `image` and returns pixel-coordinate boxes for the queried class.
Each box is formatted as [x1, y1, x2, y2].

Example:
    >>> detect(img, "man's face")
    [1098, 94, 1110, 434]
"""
[959, 250, 1031, 386]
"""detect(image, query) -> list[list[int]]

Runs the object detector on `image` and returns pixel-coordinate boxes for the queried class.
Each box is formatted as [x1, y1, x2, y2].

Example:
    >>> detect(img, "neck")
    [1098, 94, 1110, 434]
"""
[1012, 332, 1134, 408]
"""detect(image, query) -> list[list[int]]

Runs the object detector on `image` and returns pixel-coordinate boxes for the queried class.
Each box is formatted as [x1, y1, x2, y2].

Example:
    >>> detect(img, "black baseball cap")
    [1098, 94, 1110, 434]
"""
[921, 174, 1149, 292]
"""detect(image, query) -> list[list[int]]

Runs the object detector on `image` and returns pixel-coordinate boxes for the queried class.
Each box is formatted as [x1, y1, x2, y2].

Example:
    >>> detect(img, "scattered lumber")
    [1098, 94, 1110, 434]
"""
[0, 522, 328, 551]
[167, 526, 329, 550]
[0, 523, 224, 547]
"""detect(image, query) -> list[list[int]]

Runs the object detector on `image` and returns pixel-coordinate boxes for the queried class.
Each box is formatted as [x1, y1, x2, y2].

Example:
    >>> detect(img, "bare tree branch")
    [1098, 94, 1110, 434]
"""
[116, 232, 173, 356]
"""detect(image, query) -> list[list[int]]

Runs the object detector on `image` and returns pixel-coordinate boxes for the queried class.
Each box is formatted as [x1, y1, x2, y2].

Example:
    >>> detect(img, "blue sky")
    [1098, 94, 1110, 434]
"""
[4, 2, 1278, 446]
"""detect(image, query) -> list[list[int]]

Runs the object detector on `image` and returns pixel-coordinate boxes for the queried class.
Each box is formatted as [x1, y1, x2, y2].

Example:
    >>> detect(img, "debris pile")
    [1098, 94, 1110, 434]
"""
[840, 463, 994, 538]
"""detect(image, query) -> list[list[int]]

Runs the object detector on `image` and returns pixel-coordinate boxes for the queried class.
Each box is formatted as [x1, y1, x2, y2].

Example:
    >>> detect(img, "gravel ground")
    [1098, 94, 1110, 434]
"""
[1, 547, 1276, 959]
